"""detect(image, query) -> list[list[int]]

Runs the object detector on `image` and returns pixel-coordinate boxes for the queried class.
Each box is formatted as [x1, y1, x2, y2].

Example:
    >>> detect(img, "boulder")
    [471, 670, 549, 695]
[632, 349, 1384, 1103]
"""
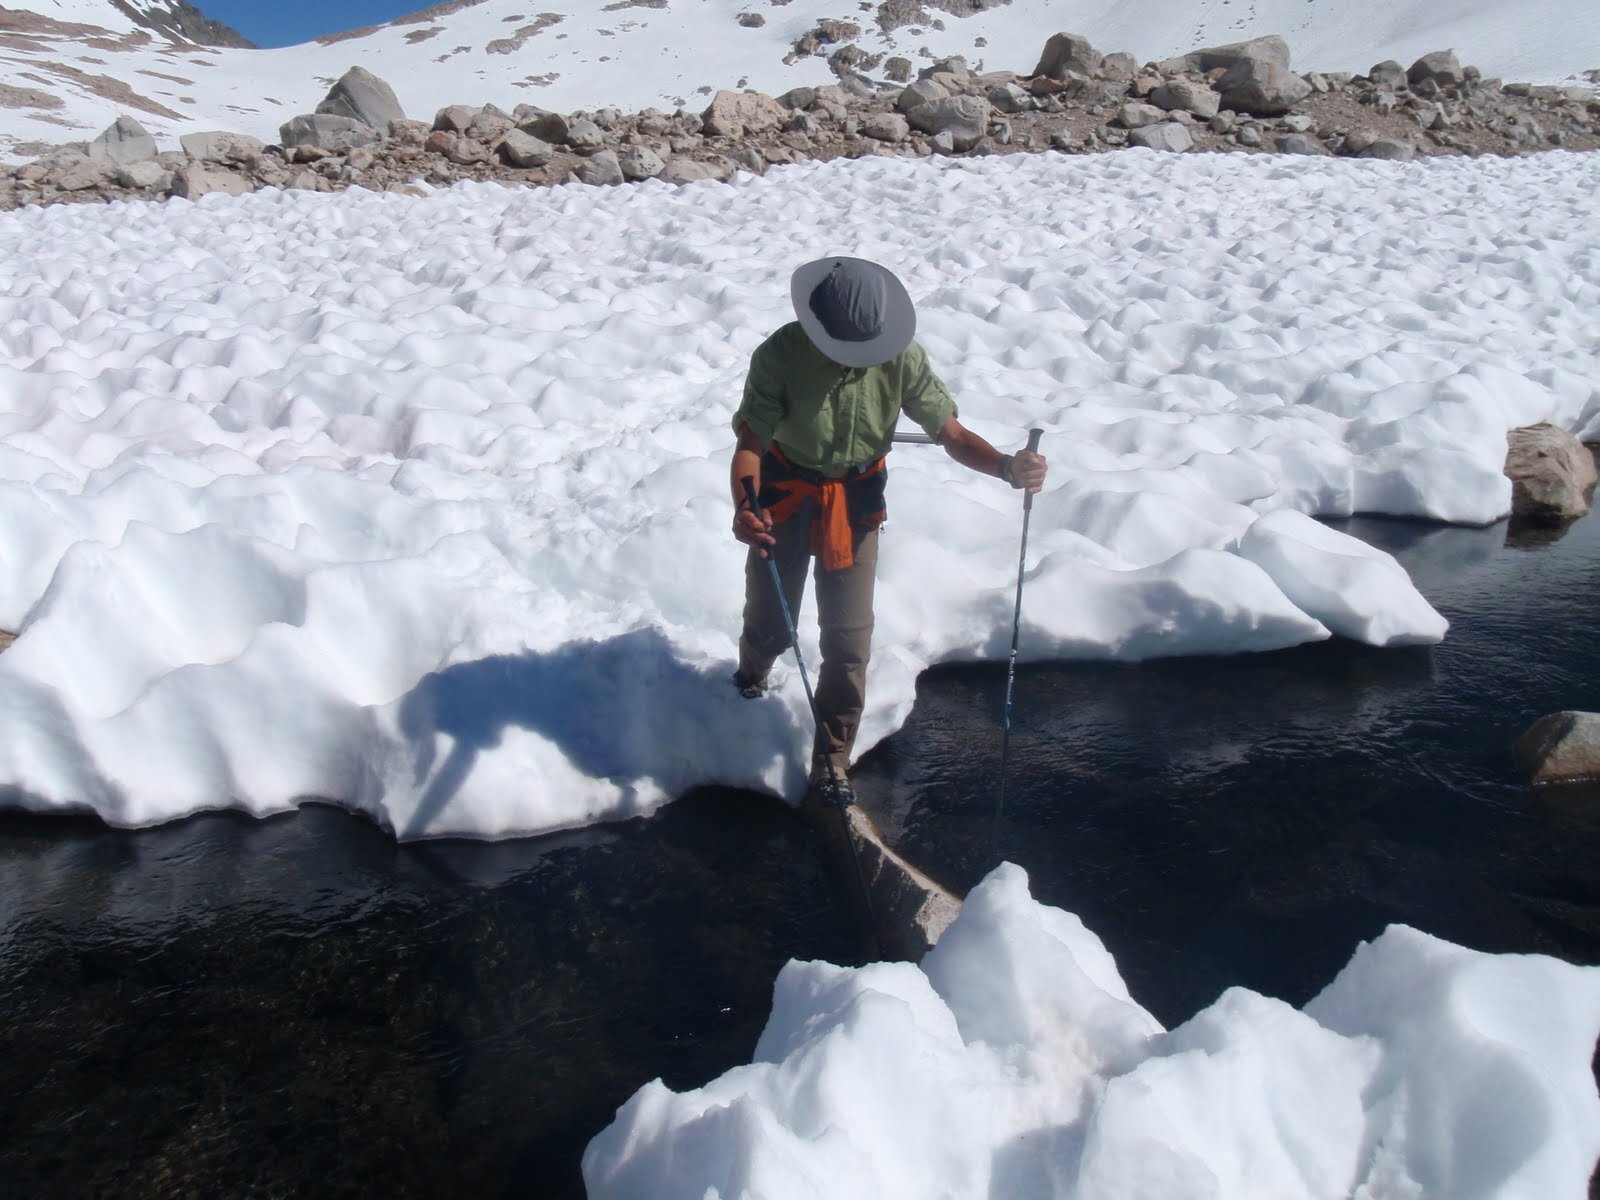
[619, 145, 666, 180]
[88, 115, 157, 166]
[1218, 60, 1313, 116]
[1514, 712, 1600, 786]
[861, 112, 910, 142]
[180, 131, 265, 164]
[280, 114, 380, 153]
[499, 129, 554, 167]
[565, 119, 606, 151]
[663, 158, 730, 183]
[1151, 79, 1222, 119]
[1159, 35, 1292, 76]
[1368, 60, 1407, 89]
[1118, 103, 1168, 129]
[445, 138, 490, 166]
[1505, 423, 1597, 522]
[1274, 132, 1326, 155]
[115, 161, 171, 190]
[434, 105, 477, 133]
[52, 155, 116, 191]
[1032, 33, 1102, 80]
[896, 78, 949, 112]
[1408, 50, 1465, 88]
[1100, 51, 1139, 78]
[170, 163, 251, 199]
[516, 108, 570, 144]
[1128, 122, 1194, 152]
[316, 66, 405, 130]
[904, 95, 990, 151]
[467, 109, 514, 144]
[701, 89, 787, 138]
[1359, 137, 1417, 161]
[986, 82, 1030, 113]
[575, 149, 624, 185]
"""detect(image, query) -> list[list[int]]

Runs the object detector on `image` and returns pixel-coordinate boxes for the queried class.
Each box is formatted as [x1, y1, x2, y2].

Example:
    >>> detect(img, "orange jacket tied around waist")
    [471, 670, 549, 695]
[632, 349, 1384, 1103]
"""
[759, 445, 888, 571]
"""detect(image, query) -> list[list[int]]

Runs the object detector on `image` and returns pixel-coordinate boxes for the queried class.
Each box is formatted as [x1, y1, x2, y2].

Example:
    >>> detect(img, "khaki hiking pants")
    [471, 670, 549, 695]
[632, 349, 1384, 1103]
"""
[738, 518, 878, 782]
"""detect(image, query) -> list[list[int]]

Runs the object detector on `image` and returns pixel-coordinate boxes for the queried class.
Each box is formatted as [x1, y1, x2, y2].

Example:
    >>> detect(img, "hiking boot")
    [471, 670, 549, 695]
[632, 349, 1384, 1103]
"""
[808, 774, 856, 810]
[732, 669, 768, 699]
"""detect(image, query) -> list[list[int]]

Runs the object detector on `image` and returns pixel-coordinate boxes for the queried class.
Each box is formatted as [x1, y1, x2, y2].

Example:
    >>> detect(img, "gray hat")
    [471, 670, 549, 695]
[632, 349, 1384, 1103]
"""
[791, 257, 916, 368]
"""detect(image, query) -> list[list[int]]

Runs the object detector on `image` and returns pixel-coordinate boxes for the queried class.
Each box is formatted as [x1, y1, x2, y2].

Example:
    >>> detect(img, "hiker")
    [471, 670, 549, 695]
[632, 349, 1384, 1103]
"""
[730, 256, 1048, 806]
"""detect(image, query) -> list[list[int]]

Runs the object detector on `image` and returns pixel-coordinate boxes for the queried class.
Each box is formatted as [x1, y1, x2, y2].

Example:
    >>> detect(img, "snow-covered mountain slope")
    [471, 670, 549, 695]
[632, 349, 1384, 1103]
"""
[1, 0, 1596, 158]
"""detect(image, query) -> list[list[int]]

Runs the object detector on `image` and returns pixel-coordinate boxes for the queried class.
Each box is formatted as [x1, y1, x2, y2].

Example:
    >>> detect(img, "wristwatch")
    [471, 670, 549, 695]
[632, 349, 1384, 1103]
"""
[997, 453, 1017, 486]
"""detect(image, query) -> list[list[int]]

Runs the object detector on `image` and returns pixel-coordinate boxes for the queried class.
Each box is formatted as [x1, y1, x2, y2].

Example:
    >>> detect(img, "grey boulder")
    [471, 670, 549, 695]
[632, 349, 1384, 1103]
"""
[499, 129, 554, 167]
[1408, 50, 1465, 88]
[1128, 122, 1194, 152]
[905, 95, 990, 151]
[619, 145, 667, 180]
[171, 163, 251, 200]
[1151, 79, 1221, 119]
[1358, 137, 1417, 161]
[280, 114, 381, 153]
[1505, 422, 1598, 521]
[88, 115, 157, 167]
[317, 66, 405, 130]
[1159, 35, 1292, 75]
[575, 149, 624, 186]
[181, 131, 265, 164]
[1032, 32, 1102, 80]
[1218, 60, 1313, 116]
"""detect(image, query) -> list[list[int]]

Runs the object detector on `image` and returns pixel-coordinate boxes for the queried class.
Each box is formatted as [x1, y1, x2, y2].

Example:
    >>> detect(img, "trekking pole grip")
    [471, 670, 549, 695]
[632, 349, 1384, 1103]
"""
[740, 475, 763, 518]
[1023, 428, 1043, 512]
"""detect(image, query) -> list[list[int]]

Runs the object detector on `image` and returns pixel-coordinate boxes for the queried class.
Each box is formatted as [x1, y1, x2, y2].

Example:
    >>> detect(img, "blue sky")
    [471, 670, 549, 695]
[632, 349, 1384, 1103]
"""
[197, 1, 425, 49]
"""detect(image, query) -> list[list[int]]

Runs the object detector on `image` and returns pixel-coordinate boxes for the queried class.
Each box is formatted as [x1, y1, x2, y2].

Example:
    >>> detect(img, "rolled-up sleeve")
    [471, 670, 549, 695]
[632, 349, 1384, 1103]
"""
[899, 341, 957, 438]
[732, 331, 788, 445]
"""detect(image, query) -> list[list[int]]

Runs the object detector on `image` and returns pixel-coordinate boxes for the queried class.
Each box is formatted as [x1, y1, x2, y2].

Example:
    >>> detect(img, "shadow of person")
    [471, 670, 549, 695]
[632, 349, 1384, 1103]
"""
[395, 627, 798, 838]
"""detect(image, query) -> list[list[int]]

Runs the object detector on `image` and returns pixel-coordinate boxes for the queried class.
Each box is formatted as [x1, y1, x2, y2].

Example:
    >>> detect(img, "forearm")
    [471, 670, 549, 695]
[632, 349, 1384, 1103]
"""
[939, 421, 1007, 478]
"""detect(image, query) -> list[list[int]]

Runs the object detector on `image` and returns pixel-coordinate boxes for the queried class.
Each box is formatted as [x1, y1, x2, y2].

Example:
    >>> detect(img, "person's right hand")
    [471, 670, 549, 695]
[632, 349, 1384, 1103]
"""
[734, 504, 776, 557]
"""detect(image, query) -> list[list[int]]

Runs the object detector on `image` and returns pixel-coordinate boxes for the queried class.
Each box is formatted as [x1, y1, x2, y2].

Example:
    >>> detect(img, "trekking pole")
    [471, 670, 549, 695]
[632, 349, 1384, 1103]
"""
[740, 476, 882, 957]
[993, 428, 1044, 847]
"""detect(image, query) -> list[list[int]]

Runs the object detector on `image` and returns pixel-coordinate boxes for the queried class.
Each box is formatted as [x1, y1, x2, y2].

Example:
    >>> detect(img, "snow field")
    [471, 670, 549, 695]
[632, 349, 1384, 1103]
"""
[0, 149, 1597, 837]
[583, 863, 1600, 1200]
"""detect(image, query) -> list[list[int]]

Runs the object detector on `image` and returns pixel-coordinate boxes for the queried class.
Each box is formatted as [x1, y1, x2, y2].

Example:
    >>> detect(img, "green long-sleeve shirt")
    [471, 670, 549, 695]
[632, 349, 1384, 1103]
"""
[732, 322, 957, 474]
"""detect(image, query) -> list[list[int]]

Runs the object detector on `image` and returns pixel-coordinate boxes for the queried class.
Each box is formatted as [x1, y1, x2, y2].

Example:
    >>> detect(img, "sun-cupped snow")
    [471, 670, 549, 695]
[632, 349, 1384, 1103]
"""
[2, 0, 1598, 159]
[0, 148, 1597, 837]
[582, 863, 1600, 1200]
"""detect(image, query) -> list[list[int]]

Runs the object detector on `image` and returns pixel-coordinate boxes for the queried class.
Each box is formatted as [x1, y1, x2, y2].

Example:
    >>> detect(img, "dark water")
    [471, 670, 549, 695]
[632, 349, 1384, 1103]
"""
[2, 494, 1598, 1199]
[856, 500, 1600, 1027]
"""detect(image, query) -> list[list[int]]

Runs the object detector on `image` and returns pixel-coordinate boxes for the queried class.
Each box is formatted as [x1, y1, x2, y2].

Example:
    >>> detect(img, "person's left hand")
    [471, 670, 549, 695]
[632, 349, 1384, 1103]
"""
[1008, 448, 1047, 494]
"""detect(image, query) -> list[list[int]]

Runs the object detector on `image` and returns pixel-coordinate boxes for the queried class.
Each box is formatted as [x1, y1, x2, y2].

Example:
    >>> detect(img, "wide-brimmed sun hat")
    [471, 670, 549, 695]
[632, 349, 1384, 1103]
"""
[790, 257, 916, 368]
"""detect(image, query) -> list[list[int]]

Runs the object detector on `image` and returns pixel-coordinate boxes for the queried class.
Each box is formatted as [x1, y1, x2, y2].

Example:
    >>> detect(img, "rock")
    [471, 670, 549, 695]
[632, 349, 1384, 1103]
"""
[896, 79, 950, 112]
[1128, 122, 1194, 152]
[861, 112, 910, 142]
[499, 129, 554, 167]
[1118, 103, 1168, 129]
[1237, 123, 1265, 147]
[928, 129, 957, 154]
[180, 131, 265, 164]
[885, 57, 912, 83]
[316, 66, 405, 130]
[1281, 114, 1314, 133]
[280, 114, 380, 153]
[1032, 32, 1102, 80]
[904, 95, 990, 151]
[1514, 712, 1600, 786]
[88, 115, 157, 167]
[516, 108, 570, 145]
[1151, 79, 1222, 119]
[575, 149, 624, 185]
[730, 147, 766, 173]
[566, 119, 606, 151]
[1369, 60, 1407, 89]
[1218, 60, 1314, 116]
[1505, 423, 1597, 522]
[1100, 51, 1139, 78]
[115, 161, 171, 190]
[1274, 132, 1326, 155]
[701, 89, 787, 138]
[467, 109, 514, 144]
[1210, 111, 1238, 134]
[778, 86, 816, 110]
[619, 145, 666, 180]
[1408, 50, 1465, 88]
[445, 138, 490, 166]
[388, 118, 431, 146]
[986, 82, 1030, 114]
[170, 163, 250, 199]
[1159, 35, 1292, 75]
[52, 155, 116, 191]
[663, 158, 729, 183]
[918, 56, 970, 83]
[434, 105, 476, 133]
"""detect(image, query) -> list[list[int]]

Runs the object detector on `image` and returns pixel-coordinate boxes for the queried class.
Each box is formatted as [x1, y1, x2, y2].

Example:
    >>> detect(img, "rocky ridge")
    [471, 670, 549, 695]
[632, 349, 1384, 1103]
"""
[1, 33, 1597, 210]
